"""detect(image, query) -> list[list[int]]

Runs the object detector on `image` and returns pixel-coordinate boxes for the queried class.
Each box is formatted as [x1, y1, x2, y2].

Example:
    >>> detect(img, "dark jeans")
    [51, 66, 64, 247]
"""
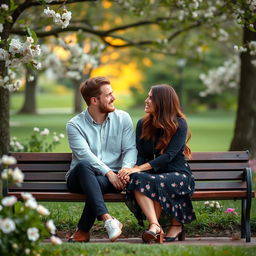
[67, 160, 119, 232]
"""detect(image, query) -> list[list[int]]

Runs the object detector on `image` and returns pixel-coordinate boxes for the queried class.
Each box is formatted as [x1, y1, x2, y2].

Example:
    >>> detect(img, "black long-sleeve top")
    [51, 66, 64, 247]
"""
[136, 117, 191, 174]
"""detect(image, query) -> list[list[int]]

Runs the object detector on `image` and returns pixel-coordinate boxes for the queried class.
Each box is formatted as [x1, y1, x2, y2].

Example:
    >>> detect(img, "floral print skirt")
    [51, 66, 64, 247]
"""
[125, 171, 196, 227]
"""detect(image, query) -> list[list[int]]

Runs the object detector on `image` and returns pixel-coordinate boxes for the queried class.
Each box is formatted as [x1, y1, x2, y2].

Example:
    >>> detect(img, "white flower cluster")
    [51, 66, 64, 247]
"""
[199, 56, 240, 96]
[0, 4, 9, 11]
[1, 155, 24, 185]
[0, 155, 62, 246]
[0, 67, 22, 91]
[44, 7, 72, 29]
[0, 37, 41, 90]
[0, 37, 41, 68]
[248, 41, 256, 55]
[204, 200, 221, 209]
[10, 136, 24, 151]
[247, 0, 256, 11]
[65, 43, 99, 80]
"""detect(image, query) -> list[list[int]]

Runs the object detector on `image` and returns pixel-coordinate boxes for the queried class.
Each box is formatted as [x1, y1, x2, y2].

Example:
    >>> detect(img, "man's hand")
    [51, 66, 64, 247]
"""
[117, 167, 141, 182]
[106, 170, 126, 190]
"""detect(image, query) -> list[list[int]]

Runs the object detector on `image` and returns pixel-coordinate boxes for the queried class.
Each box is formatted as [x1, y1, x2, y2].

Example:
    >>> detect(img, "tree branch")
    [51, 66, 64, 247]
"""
[12, 0, 96, 24]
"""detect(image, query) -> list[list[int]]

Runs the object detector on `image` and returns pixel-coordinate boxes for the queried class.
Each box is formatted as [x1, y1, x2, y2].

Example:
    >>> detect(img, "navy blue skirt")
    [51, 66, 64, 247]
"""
[126, 171, 196, 226]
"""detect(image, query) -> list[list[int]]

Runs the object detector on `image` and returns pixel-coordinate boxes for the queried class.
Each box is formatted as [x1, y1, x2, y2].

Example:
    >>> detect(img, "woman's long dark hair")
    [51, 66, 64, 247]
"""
[141, 84, 191, 158]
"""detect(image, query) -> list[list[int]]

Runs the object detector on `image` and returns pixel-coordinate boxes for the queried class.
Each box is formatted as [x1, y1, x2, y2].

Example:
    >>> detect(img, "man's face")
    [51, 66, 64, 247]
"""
[98, 84, 116, 113]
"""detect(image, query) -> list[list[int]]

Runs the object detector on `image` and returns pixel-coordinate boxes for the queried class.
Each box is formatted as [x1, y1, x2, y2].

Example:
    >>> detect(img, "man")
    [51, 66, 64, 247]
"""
[66, 76, 137, 242]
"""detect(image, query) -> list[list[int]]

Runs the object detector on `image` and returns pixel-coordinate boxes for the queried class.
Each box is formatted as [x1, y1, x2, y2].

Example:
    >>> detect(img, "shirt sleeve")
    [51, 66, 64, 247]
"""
[66, 122, 110, 175]
[135, 119, 146, 165]
[120, 112, 137, 169]
[148, 118, 187, 170]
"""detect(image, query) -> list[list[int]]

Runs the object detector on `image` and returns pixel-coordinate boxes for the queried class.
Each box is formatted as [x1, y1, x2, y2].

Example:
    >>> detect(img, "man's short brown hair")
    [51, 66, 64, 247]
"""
[80, 76, 110, 106]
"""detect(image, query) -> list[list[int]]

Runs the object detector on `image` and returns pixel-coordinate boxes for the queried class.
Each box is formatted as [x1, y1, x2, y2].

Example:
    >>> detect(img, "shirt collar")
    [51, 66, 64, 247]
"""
[84, 109, 110, 125]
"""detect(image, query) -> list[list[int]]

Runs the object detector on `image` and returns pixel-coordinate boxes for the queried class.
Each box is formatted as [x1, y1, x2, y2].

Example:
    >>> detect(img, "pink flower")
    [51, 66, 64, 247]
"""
[145, 184, 150, 190]
[225, 208, 238, 215]
[160, 182, 165, 187]
[151, 193, 156, 197]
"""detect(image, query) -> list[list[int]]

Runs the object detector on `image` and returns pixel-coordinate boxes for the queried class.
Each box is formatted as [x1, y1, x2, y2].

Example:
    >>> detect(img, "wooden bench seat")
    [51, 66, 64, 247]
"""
[2, 151, 255, 242]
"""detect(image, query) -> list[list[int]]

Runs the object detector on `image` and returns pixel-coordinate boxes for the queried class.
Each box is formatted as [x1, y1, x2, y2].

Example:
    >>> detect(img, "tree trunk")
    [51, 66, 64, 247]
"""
[19, 67, 38, 114]
[230, 26, 256, 158]
[0, 86, 10, 156]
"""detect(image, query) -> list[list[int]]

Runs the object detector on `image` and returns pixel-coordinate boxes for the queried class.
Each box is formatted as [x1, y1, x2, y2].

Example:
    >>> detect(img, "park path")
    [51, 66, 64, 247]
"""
[49, 236, 256, 246]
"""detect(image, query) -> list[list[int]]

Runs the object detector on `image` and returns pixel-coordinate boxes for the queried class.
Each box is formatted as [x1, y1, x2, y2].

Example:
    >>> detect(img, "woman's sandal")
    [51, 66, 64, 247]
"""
[164, 224, 185, 242]
[142, 223, 164, 244]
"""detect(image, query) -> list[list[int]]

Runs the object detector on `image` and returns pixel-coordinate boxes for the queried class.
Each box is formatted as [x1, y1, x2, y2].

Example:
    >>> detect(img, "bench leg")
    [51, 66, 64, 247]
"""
[241, 199, 245, 239]
[241, 198, 252, 242]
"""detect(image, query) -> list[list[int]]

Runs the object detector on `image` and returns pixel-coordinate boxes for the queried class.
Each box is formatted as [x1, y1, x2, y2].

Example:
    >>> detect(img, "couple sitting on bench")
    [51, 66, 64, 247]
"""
[66, 76, 196, 244]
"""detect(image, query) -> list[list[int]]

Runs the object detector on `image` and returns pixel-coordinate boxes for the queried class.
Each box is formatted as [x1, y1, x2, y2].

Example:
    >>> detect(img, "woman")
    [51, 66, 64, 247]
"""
[118, 84, 196, 243]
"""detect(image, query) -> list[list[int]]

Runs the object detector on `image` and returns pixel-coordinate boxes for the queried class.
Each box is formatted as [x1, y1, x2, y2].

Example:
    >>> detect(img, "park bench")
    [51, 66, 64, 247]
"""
[2, 151, 255, 242]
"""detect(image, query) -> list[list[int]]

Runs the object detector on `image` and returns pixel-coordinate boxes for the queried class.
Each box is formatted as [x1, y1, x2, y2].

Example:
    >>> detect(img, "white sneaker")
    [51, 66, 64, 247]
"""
[104, 217, 123, 242]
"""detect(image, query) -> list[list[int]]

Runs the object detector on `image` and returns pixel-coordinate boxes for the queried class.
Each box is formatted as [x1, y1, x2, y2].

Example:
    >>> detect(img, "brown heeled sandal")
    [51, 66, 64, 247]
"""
[142, 223, 164, 244]
[164, 224, 185, 242]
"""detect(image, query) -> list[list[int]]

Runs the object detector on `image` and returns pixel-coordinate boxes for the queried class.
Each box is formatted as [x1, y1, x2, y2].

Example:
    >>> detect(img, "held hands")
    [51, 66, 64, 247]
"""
[117, 167, 141, 182]
[106, 170, 127, 190]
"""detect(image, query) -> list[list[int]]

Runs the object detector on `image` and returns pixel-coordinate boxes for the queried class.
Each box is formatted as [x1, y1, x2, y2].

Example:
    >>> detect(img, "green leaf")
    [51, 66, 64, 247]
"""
[26, 27, 38, 44]
[10, 0, 18, 12]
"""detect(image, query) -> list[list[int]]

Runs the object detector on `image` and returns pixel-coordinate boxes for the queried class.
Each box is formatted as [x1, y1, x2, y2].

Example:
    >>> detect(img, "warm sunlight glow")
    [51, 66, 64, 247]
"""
[102, 0, 112, 8]
[105, 37, 127, 46]
[91, 62, 144, 94]
[53, 46, 70, 60]
[143, 58, 153, 67]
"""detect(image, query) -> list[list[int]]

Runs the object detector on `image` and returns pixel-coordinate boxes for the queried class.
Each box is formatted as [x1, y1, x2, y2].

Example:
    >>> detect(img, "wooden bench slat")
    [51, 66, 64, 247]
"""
[13, 164, 70, 171]
[9, 181, 247, 192]
[21, 171, 244, 182]
[189, 151, 249, 161]
[10, 151, 249, 163]
[8, 190, 251, 202]
[189, 162, 248, 169]
[10, 152, 72, 162]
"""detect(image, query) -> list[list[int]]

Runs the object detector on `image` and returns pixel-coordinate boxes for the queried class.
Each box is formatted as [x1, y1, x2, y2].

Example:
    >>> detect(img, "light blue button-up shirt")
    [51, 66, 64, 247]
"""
[65, 109, 137, 180]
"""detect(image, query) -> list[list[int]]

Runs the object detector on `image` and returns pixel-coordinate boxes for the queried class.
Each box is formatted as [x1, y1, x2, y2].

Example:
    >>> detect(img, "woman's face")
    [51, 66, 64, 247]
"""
[144, 89, 154, 113]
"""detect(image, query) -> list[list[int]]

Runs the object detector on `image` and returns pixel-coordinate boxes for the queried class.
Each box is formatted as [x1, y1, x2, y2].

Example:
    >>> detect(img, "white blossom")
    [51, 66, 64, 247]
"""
[40, 128, 50, 136]
[25, 199, 38, 209]
[33, 127, 40, 132]
[2, 196, 17, 207]
[28, 75, 35, 82]
[200, 56, 240, 96]
[25, 249, 31, 255]
[0, 205, 3, 211]
[21, 192, 34, 201]
[53, 135, 60, 142]
[44, 7, 72, 29]
[0, 218, 16, 233]
[50, 236, 62, 245]
[1, 4, 9, 11]
[46, 220, 56, 234]
[0, 155, 17, 165]
[0, 23, 3, 33]
[9, 38, 23, 55]
[37, 205, 50, 216]
[251, 59, 256, 67]
[59, 133, 65, 139]
[0, 48, 10, 61]
[27, 227, 40, 241]
[12, 167, 24, 184]
[249, 41, 256, 55]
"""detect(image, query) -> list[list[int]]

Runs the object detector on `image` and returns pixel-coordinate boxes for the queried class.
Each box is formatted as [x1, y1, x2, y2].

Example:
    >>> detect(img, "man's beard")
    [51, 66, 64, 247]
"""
[99, 101, 115, 113]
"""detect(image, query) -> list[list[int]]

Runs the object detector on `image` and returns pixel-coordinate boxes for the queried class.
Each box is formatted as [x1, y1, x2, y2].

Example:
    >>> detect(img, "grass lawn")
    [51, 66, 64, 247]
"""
[41, 243, 256, 256]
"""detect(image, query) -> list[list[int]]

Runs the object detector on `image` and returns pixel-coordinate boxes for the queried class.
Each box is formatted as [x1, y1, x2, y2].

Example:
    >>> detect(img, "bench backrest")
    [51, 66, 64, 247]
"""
[6, 151, 250, 196]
